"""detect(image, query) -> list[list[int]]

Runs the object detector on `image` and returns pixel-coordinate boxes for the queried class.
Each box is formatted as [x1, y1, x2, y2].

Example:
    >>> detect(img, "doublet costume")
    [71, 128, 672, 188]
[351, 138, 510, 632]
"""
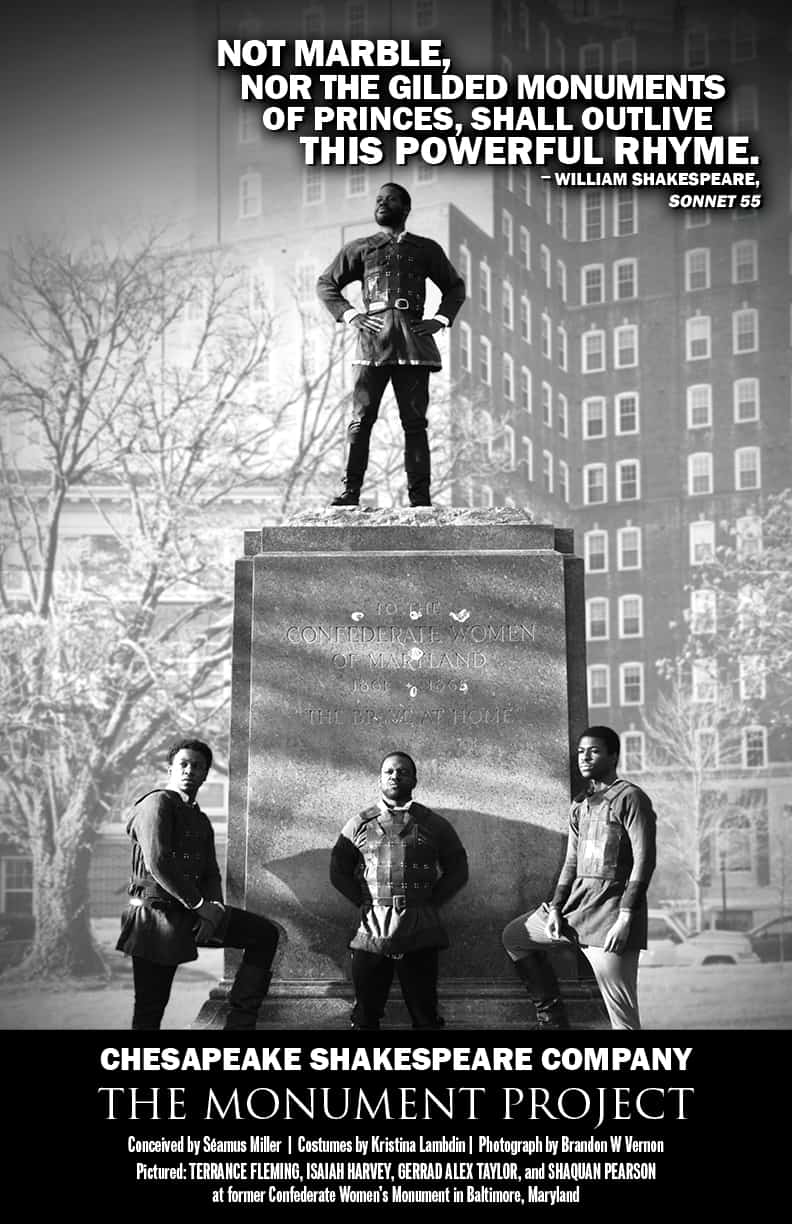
[316, 231, 466, 367]
[117, 787, 279, 1030]
[551, 778, 657, 951]
[116, 788, 222, 966]
[330, 799, 468, 1029]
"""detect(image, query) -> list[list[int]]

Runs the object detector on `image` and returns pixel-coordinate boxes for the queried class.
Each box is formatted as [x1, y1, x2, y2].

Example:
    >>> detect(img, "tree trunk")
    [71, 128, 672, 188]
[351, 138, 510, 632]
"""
[22, 826, 107, 979]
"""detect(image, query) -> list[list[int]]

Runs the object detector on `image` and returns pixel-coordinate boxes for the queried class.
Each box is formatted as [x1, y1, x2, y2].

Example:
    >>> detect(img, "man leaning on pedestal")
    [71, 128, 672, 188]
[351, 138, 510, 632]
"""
[502, 726, 657, 1031]
[330, 751, 469, 1030]
[316, 182, 466, 507]
[116, 738, 280, 1030]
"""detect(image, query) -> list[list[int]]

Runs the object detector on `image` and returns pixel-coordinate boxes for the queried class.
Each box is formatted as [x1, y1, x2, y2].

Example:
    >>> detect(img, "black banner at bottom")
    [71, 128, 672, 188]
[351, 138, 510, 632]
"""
[11, 1030, 779, 1213]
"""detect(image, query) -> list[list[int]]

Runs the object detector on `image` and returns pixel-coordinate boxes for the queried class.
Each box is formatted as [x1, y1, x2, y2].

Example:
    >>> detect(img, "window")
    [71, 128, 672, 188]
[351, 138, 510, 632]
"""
[521, 435, 534, 480]
[584, 463, 607, 504]
[541, 313, 552, 360]
[303, 165, 323, 205]
[690, 588, 716, 634]
[696, 728, 719, 769]
[732, 239, 757, 283]
[557, 393, 568, 437]
[612, 36, 636, 71]
[542, 178, 552, 225]
[582, 191, 605, 241]
[735, 446, 760, 490]
[238, 108, 258, 144]
[502, 353, 514, 401]
[689, 520, 715, 565]
[733, 308, 758, 353]
[502, 281, 514, 330]
[518, 167, 531, 205]
[459, 322, 472, 373]
[346, 0, 368, 36]
[687, 384, 712, 429]
[617, 526, 641, 570]
[733, 84, 758, 131]
[479, 261, 491, 313]
[559, 459, 569, 503]
[685, 26, 708, 68]
[520, 296, 531, 343]
[740, 656, 766, 701]
[556, 259, 567, 301]
[239, 171, 262, 218]
[582, 329, 605, 372]
[479, 337, 492, 385]
[614, 324, 638, 368]
[542, 449, 553, 493]
[588, 664, 611, 707]
[580, 43, 604, 72]
[0, 857, 33, 915]
[586, 597, 610, 640]
[686, 315, 711, 360]
[557, 326, 568, 371]
[582, 264, 604, 305]
[520, 366, 532, 413]
[585, 530, 608, 573]
[685, 248, 710, 291]
[615, 391, 639, 434]
[519, 226, 531, 270]
[502, 209, 514, 255]
[614, 258, 637, 300]
[414, 0, 437, 30]
[303, 6, 325, 36]
[688, 452, 713, 495]
[614, 190, 637, 236]
[540, 243, 551, 288]
[732, 15, 756, 61]
[346, 166, 368, 197]
[619, 594, 643, 637]
[617, 459, 640, 501]
[542, 381, 552, 427]
[734, 378, 759, 422]
[620, 662, 644, 705]
[583, 396, 606, 438]
[503, 424, 516, 468]
[622, 730, 645, 773]
[692, 658, 718, 703]
[414, 161, 436, 185]
[736, 514, 762, 558]
[458, 243, 471, 288]
[743, 726, 767, 768]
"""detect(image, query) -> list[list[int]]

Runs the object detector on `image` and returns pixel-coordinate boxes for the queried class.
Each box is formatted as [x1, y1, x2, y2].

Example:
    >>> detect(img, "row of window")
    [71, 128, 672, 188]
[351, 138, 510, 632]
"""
[687, 447, 761, 494]
[588, 660, 645, 706]
[684, 242, 758, 290]
[583, 513, 760, 579]
[684, 17, 759, 68]
[586, 595, 644, 640]
[689, 515, 762, 567]
[583, 459, 641, 504]
[269, 0, 438, 40]
[608, 725, 769, 774]
[687, 380, 760, 428]
[580, 324, 639, 372]
[584, 526, 642, 573]
[483, 431, 571, 503]
[582, 393, 639, 437]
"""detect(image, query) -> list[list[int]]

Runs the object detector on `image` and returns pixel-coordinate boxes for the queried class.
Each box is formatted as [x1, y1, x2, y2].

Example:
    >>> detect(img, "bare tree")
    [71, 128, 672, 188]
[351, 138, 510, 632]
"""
[0, 235, 346, 976]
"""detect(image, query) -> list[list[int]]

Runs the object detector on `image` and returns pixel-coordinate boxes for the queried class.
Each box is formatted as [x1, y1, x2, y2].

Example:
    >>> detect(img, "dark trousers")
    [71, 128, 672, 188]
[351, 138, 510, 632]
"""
[349, 947, 442, 1029]
[346, 365, 432, 502]
[131, 906, 279, 1030]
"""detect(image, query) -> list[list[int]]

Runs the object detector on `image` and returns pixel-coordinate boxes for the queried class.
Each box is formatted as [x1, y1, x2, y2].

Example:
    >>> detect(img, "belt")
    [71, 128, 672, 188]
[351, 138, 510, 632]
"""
[367, 299, 418, 313]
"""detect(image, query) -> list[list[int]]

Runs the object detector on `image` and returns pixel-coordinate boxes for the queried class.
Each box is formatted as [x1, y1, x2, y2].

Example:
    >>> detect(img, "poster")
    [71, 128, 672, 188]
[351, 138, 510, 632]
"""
[1, 0, 789, 1212]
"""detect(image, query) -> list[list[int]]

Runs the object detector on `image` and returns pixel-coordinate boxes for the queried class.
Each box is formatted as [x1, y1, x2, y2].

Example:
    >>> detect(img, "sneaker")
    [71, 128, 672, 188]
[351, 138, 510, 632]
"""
[331, 490, 360, 507]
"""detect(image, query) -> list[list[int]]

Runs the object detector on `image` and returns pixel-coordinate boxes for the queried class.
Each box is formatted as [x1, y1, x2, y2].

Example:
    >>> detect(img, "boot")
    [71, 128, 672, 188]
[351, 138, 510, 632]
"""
[513, 953, 570, 1030]
[224, 964, 272, 1030]
[330, 487, 360, 506]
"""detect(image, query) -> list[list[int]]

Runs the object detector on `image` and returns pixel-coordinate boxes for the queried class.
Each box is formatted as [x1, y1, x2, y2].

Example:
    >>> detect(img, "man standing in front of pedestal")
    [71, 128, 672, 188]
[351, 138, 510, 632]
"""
[316, 183, 466, 507]
[502, 726, 657, 1030]
[330, 751, 469, 1029]
[117, 738, 280, 1029]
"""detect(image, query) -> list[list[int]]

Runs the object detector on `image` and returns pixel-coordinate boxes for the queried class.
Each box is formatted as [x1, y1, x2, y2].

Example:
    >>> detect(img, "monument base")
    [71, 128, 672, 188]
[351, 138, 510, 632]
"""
[193, 977, 609, 1030]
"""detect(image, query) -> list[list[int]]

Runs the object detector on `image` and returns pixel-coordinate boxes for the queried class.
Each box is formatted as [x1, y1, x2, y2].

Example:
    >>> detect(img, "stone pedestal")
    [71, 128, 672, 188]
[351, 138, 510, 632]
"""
[195, 509, 603, 1029]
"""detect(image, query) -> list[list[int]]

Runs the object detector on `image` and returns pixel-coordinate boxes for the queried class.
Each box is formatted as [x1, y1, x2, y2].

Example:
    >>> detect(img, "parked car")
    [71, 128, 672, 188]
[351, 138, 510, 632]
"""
[642, 909, 758, 968]
[747, 915, 792, 962]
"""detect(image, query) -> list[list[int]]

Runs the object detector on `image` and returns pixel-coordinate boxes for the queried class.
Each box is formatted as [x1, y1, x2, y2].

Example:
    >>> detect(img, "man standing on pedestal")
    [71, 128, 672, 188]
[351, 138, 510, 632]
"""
[330, 751, 469, 1029]
[502, 726, 657, 1030]
[316, 183, 466, 507]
